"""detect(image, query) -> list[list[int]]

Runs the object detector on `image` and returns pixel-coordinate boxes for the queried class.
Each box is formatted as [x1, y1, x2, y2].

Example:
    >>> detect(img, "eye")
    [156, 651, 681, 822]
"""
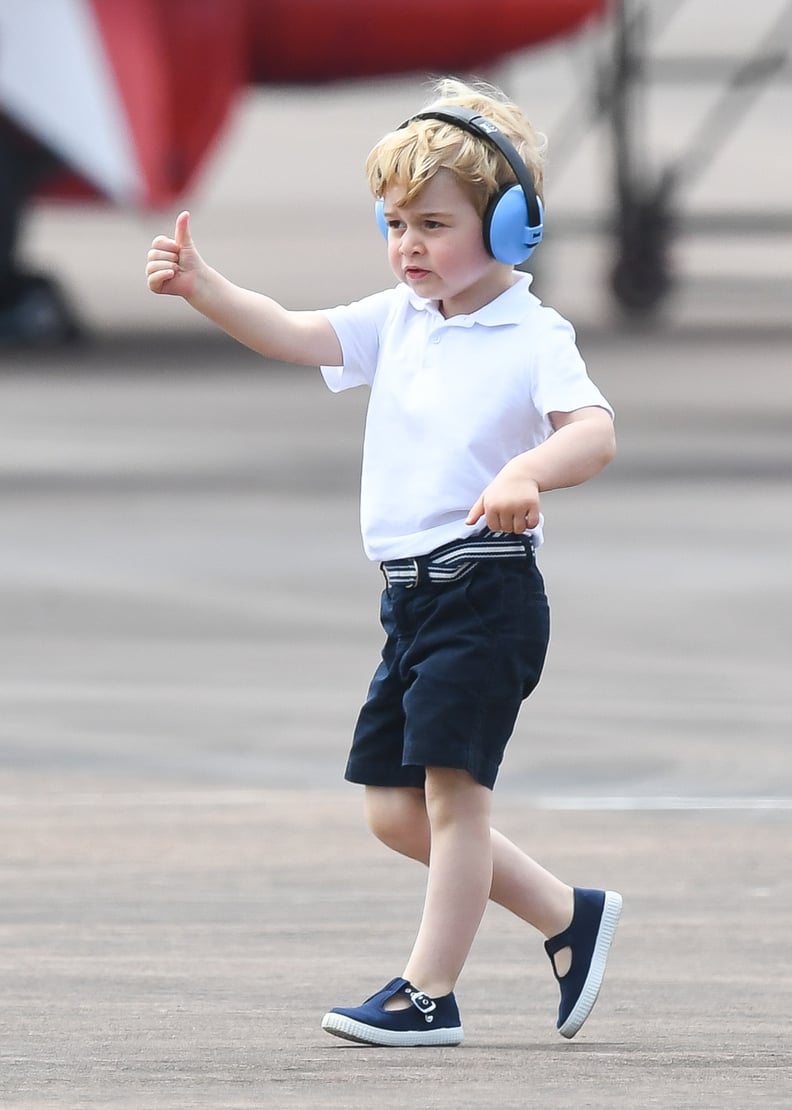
[386, 218, 405, 231]
[424, 220, 444, 230]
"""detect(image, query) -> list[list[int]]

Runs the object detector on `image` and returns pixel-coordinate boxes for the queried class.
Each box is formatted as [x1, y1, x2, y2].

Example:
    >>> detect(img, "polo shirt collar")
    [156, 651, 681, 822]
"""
[404, 272, 535, 327]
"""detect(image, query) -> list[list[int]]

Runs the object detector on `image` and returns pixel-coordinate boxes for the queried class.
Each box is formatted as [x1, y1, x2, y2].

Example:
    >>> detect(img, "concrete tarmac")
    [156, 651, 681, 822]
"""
[2, 47, 792, 1109]
[1, 323, 790, 1109]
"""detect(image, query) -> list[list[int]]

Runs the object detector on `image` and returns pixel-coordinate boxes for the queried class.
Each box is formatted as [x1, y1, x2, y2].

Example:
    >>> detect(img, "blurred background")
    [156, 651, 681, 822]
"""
[0, 0, 789, 800]
[1, 0, 789, 338]
[2, 6, 791, 1102]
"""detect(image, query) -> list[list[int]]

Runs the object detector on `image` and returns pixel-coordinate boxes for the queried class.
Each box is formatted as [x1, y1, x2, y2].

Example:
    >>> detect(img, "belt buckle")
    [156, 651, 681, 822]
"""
[381, 558, 420, 589]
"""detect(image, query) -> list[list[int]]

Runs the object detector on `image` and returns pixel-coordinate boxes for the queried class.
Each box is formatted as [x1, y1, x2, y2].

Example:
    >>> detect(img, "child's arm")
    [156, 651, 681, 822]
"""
[145, 211, 342, 367]
[466, 407, 616, 535]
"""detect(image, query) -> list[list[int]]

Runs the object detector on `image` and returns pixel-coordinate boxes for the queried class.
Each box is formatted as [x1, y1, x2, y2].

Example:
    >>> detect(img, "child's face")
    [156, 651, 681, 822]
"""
[381, 169, 513, 317]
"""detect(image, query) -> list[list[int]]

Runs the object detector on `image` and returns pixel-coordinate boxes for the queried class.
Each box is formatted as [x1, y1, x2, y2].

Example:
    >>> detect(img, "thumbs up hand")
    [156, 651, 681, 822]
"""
[146, 210, 205, 298]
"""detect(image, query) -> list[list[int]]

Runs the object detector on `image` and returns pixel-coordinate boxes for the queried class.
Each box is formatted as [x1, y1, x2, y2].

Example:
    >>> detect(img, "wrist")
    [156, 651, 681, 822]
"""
[184, 264, 218, 313]
[504, 456, 543, 493]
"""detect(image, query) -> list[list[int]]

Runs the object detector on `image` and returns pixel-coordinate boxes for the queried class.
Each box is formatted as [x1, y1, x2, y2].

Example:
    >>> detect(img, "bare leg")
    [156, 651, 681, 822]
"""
[398, 768, 493, 998]
[366, 781, 575, 994]
[490, 828, 574, 937]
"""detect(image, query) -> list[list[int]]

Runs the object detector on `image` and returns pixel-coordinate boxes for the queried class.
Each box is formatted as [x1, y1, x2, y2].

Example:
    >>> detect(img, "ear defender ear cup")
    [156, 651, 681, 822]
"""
[375, 197, 388, 240]
[484, 186, 544, 265]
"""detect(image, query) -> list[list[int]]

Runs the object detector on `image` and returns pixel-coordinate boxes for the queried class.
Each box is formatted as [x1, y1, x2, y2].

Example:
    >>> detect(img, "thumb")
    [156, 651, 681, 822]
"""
[174, 210, 193, 249]
[466, 494, 484, 526]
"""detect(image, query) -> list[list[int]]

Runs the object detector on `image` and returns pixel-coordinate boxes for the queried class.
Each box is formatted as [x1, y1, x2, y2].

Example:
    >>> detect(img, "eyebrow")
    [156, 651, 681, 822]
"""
[384, 208, 454, 219]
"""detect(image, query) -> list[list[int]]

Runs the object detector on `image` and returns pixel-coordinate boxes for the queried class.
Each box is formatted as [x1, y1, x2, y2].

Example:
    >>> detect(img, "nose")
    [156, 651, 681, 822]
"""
[399, 226, 423, 255]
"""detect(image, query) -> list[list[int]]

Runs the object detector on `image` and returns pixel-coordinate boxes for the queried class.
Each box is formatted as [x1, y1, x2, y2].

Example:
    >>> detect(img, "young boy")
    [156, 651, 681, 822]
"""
[146, 78, 621, 1048]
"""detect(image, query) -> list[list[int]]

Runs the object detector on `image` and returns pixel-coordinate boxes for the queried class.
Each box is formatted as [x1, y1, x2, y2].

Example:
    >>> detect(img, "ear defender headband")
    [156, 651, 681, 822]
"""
[374, 105, 544, 265]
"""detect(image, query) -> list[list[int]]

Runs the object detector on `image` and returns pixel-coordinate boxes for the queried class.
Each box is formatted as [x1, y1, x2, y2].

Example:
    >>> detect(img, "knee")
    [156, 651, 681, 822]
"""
[365, 786, 429, 862]
[424, 767, 492, 831]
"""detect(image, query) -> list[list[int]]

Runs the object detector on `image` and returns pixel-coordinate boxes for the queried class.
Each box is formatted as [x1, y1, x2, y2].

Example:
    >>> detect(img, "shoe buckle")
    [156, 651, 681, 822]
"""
[404, 985, 437, 1022]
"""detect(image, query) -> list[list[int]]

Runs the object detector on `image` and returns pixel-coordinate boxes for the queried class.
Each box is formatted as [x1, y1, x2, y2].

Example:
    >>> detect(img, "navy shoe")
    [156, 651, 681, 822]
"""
[322, 977, 464, 1046]
[545, 887, 622, 1039]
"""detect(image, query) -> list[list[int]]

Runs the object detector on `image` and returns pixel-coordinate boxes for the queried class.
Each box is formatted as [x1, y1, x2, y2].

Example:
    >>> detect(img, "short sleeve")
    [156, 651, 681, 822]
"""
[530, 310, 614, 419]
[319, 288, 397, 392]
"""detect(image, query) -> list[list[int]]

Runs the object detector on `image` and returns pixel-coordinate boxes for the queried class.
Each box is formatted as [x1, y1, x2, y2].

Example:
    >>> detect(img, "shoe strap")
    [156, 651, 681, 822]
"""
[544, 927, 574, 981]
[544, 924, 574, 957]
[403, 981, 437, 1018]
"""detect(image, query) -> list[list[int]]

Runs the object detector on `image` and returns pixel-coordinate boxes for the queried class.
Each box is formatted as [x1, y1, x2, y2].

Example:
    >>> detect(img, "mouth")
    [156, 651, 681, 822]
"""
[404, 266, 431, 280]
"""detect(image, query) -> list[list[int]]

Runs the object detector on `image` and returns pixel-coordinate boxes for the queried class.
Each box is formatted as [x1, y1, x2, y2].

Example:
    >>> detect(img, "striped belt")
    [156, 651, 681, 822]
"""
[380, 530, 533, 589]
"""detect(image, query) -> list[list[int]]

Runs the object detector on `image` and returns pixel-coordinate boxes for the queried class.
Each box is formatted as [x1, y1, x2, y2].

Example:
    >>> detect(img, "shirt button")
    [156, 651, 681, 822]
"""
[432, 335, 441, 344]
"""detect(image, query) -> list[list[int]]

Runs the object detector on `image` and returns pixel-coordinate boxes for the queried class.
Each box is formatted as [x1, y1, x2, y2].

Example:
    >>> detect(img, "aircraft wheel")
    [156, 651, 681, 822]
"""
[610, 189, 673, 314]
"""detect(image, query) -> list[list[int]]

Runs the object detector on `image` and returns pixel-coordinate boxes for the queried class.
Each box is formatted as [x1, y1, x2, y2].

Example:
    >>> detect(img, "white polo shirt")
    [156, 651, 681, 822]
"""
[321, 273, 612, 562]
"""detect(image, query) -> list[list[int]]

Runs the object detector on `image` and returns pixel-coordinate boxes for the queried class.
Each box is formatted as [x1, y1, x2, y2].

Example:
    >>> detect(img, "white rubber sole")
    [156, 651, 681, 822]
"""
[321, 1012, 464, 1047]
[558, 889, 623, 1039]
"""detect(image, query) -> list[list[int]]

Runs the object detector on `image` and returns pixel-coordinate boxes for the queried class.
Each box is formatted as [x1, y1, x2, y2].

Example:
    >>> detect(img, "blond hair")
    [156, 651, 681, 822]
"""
[365, 77, 547, 216]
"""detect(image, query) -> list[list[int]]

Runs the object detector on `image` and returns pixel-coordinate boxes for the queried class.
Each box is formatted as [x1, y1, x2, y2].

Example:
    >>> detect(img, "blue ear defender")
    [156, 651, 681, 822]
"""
[375, 196, 389, 240]
[374, 106, 544, 265]
[484, 185, 545, 266]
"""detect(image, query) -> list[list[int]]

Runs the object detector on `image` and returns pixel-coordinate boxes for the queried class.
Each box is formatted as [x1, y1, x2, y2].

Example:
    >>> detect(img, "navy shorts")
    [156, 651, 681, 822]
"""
[345, 548, 550, 790]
